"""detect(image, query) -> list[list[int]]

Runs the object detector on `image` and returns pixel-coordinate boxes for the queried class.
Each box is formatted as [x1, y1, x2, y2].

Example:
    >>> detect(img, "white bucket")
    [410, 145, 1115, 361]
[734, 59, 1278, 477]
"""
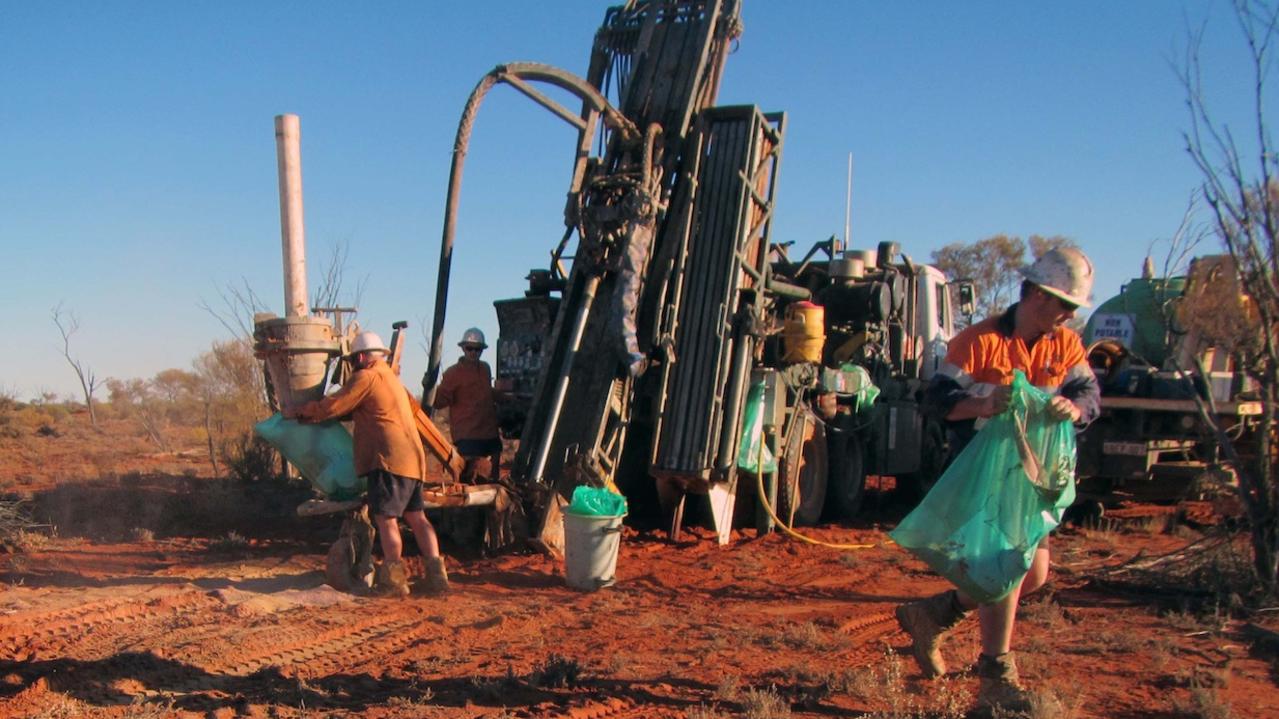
[563, 512, 625, 591]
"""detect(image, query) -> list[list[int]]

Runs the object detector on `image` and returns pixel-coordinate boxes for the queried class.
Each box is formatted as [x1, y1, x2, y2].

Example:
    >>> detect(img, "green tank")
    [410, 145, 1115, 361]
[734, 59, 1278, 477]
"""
[1083, 276, 1186, 367]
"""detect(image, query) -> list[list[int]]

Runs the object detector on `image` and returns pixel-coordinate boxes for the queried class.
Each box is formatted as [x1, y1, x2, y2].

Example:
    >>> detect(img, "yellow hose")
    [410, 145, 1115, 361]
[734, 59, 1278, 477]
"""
[752, 430, 875, 551]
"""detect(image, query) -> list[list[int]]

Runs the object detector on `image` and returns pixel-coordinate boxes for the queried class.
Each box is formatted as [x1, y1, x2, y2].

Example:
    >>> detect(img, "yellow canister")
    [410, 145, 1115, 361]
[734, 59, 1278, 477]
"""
[782, 301, 825, 364]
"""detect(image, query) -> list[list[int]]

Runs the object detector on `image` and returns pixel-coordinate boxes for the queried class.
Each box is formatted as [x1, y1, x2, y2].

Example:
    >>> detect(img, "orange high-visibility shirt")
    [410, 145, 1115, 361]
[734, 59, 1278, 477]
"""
[937, 308, 1092, 396]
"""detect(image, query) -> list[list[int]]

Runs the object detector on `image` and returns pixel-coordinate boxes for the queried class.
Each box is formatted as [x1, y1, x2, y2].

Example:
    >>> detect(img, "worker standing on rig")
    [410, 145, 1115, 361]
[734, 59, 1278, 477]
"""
[433, 327, 502, 483]
[895, 247, 1101, 714]
[290, 331, 450, 597]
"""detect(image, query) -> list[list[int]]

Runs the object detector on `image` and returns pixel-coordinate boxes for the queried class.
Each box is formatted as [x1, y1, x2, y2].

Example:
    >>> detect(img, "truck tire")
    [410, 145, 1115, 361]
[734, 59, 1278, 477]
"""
[898, 418, 947, 503]
[776, 406, 828, 527]
[824, 429, 866, 521]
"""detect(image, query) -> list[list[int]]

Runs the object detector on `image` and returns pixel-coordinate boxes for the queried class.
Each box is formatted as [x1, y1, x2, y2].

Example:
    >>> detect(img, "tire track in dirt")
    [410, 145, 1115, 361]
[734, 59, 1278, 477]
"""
[835, 610, 899, 667]
[41, 607, 440, 704]
[0, 587, 220, 661]
[193, 608, 432, 678]
[523, 696, 687, 719]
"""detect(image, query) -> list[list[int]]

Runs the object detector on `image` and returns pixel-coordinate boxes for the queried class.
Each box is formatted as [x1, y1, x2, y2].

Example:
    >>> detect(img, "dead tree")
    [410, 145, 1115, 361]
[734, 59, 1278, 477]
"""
[1181, 0, 1279, 588]
[51, 303, 101, 430]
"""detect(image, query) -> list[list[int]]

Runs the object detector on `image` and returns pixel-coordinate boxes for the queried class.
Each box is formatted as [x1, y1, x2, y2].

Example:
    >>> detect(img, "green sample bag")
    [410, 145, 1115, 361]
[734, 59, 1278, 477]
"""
[254, 413, 366, 500]
[889, 371, 1077, 603]
[567, 485, 628, 517]
[736, 381, 778, 474]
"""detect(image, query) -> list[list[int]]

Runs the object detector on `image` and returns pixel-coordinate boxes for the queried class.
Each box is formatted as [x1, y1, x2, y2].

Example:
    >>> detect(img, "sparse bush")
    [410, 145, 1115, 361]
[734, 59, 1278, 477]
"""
[0, 499, 40, 549]
[687, 703, 729, 719]
[741, 685, 790, 719]
[209, 531, 249, 552]
[1172, 673, 1236, 719]
[780, 621, 824, 650]
[713, 672, 741, 702]
[223, 433, 277, 482]
[528, 654, 582, 688]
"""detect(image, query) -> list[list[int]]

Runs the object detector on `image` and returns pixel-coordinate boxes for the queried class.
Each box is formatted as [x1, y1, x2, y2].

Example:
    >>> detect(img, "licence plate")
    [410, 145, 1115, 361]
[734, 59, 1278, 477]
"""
[1103, 441, 1147, 457]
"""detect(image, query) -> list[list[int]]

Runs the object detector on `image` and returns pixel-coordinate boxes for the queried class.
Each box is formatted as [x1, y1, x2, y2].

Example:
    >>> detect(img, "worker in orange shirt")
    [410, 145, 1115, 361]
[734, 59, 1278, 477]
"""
[896, 247, 1101, 715]
[433, 328, 502, 483]
[290, 331, 450, 597]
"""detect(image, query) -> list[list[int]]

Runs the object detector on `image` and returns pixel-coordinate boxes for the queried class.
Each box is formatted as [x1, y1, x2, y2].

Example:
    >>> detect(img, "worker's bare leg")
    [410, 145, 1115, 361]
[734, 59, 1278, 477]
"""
[402, 509, 441, 559]
[371, 514, 411, 596]
[374, 515, 404, 563]
[968, 542, 1051, 713]
[972, 542, 1049, 654]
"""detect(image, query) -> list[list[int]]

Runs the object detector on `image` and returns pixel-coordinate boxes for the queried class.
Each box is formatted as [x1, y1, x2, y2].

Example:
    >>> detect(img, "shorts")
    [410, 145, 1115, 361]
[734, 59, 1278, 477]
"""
[365, 469, 424, 517]
[455, 437, 501, 458]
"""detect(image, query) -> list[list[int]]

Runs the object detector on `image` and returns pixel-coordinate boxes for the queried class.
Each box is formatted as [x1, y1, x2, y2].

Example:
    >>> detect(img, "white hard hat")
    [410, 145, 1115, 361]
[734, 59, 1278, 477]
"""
[458, 327, 487, 349]
[348, 331, 389, 356]
[1021, 247, 1094, 308]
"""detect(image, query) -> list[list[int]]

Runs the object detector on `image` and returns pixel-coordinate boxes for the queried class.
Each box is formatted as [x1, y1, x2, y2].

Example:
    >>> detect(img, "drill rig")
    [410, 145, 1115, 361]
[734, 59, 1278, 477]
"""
[424, 0, 967, 554]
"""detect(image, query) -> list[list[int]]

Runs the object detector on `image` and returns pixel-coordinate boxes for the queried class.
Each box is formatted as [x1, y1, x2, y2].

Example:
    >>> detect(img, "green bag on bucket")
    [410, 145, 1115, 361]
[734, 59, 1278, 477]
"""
[889, 371, 1077, 603]
[567, 485, 628, 517]
[254, 413, 366, 500]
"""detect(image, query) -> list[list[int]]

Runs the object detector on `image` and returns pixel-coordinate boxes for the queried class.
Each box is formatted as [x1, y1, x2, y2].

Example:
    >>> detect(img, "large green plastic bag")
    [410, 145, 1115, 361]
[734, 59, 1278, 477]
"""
[889, 370, 1077, 603]
[567, 485, 628, 517]
[253, 413, 366, 500]
[736, 381, 778, 474]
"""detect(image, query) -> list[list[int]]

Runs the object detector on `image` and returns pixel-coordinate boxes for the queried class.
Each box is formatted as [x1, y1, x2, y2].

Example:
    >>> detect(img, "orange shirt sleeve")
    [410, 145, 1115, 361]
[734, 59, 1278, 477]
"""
[297, 370, 374, 423]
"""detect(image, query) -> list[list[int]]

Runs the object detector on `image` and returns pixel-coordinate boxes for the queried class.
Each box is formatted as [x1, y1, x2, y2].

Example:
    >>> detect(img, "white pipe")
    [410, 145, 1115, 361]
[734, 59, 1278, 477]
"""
[844, 152, 853, 253]
[275, 114, 308, 318]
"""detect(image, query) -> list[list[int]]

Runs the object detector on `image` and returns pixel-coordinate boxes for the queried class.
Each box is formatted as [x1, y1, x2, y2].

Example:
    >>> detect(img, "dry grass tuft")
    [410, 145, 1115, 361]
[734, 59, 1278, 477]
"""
[528, 653, 582, 688]
[741, 685, 791, 719]
[1172, 674, 1237, 718]
[713, 672, 741, 702]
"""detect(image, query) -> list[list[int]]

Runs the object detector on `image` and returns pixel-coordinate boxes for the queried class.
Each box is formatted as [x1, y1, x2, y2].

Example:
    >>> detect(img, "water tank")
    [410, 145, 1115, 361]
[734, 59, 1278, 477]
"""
[1083, 277, 1185, 367]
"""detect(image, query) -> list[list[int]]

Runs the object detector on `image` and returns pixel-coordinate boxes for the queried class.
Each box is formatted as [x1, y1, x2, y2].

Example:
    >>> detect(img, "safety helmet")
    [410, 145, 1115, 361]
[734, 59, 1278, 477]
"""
[458, 327, 487, 349]
[348, 331, 389, 356]
[1021, 246, 1094, 308]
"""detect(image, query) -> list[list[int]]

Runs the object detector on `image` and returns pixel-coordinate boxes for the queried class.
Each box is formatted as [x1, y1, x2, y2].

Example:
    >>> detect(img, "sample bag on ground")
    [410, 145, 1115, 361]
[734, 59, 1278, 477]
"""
[567, 485, 628, 517]
[889, 370, 1077, 603]
[254, 413, 365, 500]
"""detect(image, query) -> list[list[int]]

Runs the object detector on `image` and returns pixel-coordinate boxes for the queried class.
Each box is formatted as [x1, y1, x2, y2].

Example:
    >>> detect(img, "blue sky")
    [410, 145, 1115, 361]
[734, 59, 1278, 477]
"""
[2, 1, 1271, 401]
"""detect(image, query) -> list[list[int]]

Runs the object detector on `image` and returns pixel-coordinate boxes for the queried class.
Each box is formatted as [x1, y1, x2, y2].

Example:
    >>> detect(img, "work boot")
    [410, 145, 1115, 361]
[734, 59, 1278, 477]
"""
[975, 652, 1035, 717]
[415, 556, 450, 596]
[373, 560, 410, 598]
[894, 589, 969, 677]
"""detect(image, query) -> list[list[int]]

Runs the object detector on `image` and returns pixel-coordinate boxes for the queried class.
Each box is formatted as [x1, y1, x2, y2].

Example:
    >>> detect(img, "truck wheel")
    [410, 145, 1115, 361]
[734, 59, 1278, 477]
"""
[899, 419, 946, 503]
[824, 430, 866, 521]
[777, 406, 828, 527]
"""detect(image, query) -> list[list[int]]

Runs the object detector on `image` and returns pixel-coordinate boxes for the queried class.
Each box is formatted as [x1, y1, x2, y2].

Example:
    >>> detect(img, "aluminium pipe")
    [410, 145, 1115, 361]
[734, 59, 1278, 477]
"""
[529, 274, 601, 485]
[275, 114, 309, 318]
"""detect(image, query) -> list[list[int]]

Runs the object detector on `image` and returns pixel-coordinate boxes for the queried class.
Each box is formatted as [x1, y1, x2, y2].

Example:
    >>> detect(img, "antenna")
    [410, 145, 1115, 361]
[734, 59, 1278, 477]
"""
[843, 152, 853, 254]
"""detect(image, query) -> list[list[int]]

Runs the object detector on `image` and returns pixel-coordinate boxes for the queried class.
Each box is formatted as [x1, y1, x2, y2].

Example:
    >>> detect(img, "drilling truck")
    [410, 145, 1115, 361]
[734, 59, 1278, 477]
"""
[421, 0, 974, 554]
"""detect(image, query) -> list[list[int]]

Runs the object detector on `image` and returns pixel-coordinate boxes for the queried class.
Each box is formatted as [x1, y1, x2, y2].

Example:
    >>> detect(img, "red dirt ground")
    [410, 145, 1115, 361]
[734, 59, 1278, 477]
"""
[2, 417, 1277, 718]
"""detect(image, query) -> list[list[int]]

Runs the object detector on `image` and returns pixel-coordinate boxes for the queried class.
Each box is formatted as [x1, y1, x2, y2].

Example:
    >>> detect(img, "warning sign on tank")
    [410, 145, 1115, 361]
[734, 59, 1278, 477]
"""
[1090, 313, 1135, 346]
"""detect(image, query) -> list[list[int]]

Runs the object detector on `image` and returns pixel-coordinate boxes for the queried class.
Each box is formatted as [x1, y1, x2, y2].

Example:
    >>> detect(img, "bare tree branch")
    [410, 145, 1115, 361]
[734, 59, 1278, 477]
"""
[1180, 0, 1279, 587]
[51, 302, 101, 430]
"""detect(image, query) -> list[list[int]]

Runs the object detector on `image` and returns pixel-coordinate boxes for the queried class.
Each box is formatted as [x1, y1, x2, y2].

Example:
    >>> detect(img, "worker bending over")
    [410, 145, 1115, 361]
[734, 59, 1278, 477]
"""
[291, 331, 450, 597]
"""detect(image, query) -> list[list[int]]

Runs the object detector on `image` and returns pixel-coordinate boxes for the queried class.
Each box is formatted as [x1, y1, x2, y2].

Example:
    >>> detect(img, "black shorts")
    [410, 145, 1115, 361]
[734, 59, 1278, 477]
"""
[365, 469, 424, 517]
[455, 437, 501, 458]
